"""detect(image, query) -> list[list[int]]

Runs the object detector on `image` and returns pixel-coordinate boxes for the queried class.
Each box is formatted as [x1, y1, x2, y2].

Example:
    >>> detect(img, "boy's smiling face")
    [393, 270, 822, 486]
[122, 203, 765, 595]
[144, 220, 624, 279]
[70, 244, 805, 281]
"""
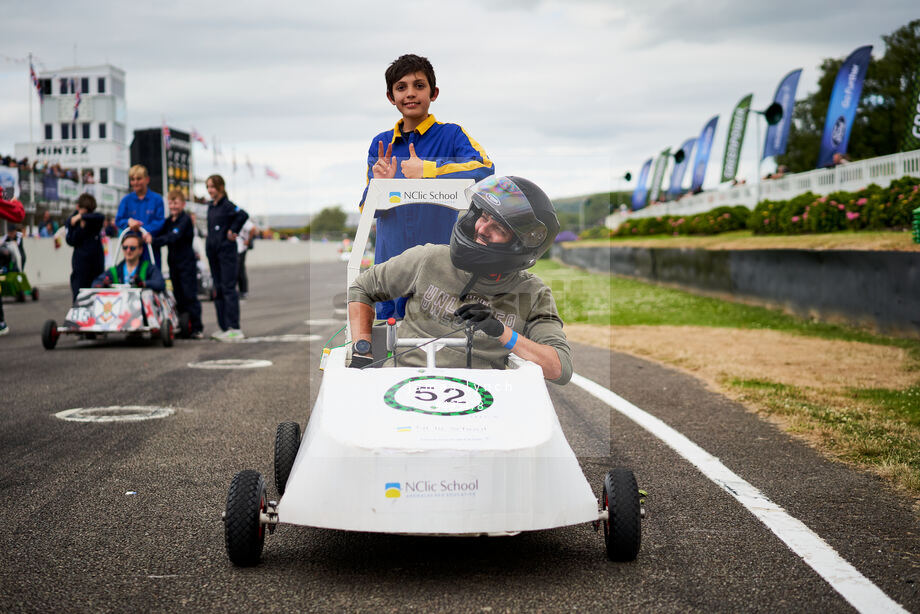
[388, 71, 439, 129]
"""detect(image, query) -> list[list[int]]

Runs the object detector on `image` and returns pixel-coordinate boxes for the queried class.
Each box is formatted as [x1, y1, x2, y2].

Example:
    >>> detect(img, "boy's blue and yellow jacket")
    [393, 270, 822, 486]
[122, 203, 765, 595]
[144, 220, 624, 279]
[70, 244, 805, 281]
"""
[359, 115, 494, 268]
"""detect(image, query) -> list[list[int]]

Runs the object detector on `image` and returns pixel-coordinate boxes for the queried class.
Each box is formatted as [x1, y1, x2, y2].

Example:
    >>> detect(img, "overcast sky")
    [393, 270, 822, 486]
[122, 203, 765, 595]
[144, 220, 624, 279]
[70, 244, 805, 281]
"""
[1, 1, 916, 216]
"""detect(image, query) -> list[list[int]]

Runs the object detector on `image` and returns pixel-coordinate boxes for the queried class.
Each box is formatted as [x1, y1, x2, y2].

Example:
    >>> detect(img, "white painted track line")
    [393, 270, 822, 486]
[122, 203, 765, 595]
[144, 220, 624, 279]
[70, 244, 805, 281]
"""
[571, 372, 907, 614]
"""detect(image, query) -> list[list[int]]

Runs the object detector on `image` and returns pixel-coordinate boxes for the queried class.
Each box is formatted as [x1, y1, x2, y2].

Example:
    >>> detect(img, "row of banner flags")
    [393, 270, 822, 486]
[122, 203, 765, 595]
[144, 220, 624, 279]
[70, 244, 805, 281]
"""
[631, 44, 895, 211]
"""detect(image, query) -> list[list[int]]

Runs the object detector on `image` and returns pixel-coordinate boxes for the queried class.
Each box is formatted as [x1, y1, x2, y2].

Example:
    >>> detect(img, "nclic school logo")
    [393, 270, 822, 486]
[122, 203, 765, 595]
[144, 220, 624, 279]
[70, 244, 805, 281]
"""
[385, 482, 401, 498]
[389, 191, 401, 204]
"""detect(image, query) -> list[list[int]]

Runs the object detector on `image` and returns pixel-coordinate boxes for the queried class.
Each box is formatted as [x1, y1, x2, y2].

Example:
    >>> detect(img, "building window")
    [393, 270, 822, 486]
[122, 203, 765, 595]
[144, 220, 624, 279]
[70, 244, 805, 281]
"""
[61, 124, 70, 140]
[82, 123, 90, 139]
[99, 123, 107, 139]
[97, 77, 105, 94]
[41, 79, 52, 96]
[44, 124, 52, 140]
[81, 78, 89, 94]
[100, 168, 108, 184]
[60, 78, 68, 94]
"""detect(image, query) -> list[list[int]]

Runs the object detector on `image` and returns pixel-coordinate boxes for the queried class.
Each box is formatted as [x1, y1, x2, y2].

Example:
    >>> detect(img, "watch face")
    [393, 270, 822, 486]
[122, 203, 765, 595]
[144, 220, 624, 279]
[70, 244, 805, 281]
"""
[354, 339, 371, 355]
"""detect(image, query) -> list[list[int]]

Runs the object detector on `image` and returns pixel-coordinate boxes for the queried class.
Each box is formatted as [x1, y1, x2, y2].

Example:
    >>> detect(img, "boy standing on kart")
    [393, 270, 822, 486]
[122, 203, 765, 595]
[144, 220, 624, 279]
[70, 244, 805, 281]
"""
[348, 176, 572, 385]
[154, 189, 204, 339]
[92, 232, 165, 292]
[359, 53, 495, 320]
[116, 165, 165, 269]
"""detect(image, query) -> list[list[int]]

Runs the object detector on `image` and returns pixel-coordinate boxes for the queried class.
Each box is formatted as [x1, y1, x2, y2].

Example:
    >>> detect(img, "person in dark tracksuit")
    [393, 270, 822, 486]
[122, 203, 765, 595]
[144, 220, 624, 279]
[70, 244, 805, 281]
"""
[65, 193, 105, 303]
[154, 189, 204, 339]
[205, 174, 249, 341]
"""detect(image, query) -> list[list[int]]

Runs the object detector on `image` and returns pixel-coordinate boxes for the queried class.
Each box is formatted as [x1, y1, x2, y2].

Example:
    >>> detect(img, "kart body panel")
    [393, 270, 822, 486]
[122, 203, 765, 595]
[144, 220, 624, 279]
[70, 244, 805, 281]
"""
[61, 286, 178, 334]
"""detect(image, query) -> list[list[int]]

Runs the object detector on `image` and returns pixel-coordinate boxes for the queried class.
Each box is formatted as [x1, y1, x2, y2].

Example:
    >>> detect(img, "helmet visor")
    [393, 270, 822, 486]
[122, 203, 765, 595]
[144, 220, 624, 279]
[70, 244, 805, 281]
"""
[466, 176, 547, 248]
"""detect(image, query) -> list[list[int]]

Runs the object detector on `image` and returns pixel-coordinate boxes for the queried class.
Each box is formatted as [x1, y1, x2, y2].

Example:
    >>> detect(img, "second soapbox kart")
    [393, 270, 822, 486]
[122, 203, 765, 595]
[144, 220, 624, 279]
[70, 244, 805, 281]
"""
[41, 232, 179, 349]
[221, 179, 643, 566]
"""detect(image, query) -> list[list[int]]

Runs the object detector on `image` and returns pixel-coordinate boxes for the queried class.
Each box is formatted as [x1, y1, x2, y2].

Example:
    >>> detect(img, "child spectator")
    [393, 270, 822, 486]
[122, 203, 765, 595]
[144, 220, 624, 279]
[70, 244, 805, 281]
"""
[65, 193, 105, 302]
[358, 53, 494, 319]
[154, 189, 204, 338]
[205, 174, 249, 341]
[1, 224, 26, 272]
[116, 164, 165, 268]
[93, 232, 165, 291]
[0, 189, 25, 336]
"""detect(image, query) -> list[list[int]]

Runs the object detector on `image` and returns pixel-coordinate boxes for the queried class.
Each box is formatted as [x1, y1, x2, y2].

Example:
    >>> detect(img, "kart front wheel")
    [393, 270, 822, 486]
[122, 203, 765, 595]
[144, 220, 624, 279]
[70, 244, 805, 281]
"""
[160, 319, 174, 347]
[274, 421, 301, 496]
[224, 470, 267, 567]
[41, 319, 59, 350]
[602, 468, 641, 561]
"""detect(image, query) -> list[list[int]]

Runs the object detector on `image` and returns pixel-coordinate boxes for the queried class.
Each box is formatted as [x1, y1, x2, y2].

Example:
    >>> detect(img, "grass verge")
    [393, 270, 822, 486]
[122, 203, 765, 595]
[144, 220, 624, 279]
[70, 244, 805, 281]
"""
[532, 259, 920, 499]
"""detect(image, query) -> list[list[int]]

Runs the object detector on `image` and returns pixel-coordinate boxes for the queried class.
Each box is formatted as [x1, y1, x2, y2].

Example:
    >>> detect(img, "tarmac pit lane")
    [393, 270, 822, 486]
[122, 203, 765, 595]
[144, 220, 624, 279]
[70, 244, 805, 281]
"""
[187, 359, 273, 369]
[55, 406, 175, 422]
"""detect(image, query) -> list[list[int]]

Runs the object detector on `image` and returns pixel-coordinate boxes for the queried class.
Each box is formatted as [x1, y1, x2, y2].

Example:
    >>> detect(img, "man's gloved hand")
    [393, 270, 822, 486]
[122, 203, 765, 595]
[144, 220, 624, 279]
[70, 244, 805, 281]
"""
[134, 277, 145, 288]
[349, 355, 373, 369]
[454, 303, 504, 337]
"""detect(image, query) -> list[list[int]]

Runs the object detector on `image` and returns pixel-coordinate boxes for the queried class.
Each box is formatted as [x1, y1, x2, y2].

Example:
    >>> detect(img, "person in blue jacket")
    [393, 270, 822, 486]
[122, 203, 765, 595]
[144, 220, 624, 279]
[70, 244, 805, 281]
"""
[205, 174, 249, 341]
[64, 193, 105, 302]
[154, 189, 204, 339]
[359, 53, 495, 319]
[92, 232, 165, 291]
[116, 164, 165, 268]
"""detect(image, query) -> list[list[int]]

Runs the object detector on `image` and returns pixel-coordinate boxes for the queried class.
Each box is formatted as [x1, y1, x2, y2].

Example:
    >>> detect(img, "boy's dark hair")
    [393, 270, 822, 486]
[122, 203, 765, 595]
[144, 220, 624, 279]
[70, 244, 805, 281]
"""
[385, 54, 436, 96]
[77, 193, 97, 213]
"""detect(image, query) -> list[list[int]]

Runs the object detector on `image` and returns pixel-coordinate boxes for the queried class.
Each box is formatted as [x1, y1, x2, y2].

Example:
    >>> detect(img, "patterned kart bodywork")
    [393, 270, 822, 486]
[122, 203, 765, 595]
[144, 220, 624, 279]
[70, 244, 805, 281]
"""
[63, 287, 179, 333]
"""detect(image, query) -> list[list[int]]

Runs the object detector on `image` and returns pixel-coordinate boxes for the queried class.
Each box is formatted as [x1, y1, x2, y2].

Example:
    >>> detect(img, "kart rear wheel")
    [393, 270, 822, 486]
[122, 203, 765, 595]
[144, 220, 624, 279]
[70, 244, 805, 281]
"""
[602, 468, 641, 561]
[274, 421, 301, 496]
[224, 470, 266, 567]
[31, 287, 39, 301]
[41, 319, 59, 350]
[178, 312, 191, 338]
[160, 319, 174, 347]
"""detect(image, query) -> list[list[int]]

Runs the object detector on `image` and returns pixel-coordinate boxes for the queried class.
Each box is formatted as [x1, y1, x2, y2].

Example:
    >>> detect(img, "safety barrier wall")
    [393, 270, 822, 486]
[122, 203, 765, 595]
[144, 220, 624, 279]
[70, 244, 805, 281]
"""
[606, 148, 920, 229]
[12, 238, 341, 287]
[553, 244, 920, 338]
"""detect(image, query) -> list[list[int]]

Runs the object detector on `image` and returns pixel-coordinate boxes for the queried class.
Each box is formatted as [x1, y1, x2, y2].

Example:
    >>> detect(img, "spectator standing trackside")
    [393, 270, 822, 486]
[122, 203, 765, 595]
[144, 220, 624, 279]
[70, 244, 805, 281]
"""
[358, 53, 494, 320]
[116, 164, 165, 269]
[0, 190, 25, 335]
[154, 189, 204, 339]
[64, 193, 105, 302]
[2, 224, 26, 271]
[236, 218, 256, 299]
[205, 174, 248, 341]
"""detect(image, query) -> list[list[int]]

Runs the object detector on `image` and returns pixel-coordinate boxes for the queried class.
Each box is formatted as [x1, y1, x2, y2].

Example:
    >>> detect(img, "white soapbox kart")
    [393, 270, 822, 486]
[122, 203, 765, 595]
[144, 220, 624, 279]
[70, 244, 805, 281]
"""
[221, 180, 643, 566]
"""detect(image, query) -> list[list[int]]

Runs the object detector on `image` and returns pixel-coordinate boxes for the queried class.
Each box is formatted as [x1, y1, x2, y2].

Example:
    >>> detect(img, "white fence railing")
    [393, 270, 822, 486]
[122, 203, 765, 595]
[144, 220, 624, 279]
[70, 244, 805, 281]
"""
[606, 148, 920, 229]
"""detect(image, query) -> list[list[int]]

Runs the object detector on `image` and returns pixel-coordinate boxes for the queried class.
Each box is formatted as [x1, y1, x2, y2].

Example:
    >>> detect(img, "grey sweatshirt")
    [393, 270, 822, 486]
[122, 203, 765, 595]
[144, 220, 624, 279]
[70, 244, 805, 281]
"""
[348, 244, 573, 385]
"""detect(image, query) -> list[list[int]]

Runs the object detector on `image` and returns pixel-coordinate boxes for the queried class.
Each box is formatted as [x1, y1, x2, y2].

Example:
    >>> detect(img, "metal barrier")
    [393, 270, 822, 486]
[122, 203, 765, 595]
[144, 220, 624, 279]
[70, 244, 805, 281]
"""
[607, 148, 920, 229]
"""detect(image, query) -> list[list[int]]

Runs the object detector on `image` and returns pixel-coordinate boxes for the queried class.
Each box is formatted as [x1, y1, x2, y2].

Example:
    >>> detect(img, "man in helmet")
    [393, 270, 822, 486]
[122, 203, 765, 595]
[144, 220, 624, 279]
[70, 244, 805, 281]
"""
[347, 176, 572, 384]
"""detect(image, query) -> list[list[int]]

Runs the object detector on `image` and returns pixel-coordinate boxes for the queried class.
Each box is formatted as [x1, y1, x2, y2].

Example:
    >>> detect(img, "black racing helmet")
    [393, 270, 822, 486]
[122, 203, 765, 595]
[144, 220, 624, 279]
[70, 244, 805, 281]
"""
[450, 176, 560, 275]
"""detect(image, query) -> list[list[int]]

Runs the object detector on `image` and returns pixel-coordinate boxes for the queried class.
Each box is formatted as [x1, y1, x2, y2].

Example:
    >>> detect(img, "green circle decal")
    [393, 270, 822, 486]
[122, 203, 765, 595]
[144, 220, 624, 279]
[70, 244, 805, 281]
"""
[384, 376, 494, 416]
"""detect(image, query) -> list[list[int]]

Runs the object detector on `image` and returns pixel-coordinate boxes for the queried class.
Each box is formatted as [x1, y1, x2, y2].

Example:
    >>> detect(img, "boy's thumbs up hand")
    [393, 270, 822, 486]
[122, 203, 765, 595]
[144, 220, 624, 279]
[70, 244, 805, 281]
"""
[400, 142, 424, 179]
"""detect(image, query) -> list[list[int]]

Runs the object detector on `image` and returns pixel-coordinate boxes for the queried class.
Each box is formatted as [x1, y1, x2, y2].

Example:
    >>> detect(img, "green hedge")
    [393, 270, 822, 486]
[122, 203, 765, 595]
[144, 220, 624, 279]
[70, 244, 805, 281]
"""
[604, 175, 920, 239]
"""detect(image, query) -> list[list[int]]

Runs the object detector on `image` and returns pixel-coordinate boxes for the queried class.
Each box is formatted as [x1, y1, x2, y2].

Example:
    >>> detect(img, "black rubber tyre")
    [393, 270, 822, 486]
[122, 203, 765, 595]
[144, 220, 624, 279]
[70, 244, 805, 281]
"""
[274, 421, 301, 496]
[602, 468, 641, 561]
[178, 312, 191, 338]
[31, 287, 39, 301]
[224, 470, 267, 567]
[41, 319, 58, 350]
[160, 319, 174, 347]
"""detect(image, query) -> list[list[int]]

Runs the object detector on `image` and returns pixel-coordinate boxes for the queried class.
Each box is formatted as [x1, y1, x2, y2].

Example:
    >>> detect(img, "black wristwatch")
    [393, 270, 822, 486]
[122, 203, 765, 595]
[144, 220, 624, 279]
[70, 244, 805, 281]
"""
[352, 339, 372, 356]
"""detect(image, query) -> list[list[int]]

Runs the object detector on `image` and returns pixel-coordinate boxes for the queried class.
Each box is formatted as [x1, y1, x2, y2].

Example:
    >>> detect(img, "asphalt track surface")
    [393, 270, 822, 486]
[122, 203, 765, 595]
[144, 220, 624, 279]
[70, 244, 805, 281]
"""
[1, 262, 918, 613]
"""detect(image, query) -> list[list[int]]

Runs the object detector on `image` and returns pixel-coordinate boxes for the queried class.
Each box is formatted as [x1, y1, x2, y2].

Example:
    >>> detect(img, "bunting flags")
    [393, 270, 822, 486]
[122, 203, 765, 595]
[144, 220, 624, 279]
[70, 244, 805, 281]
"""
[762, 69, 802, 160]
[191, 128, 207, 149]
[265, 166, 280, 180]
[232, 148, 238, 174]
[246, 156, 254, 177]
[817, 45, 873, 168]
[71, 78, 81, 121]
[691, 115, 719, 192]
[721, 93, 752, 183]
[30, 62, 43, 102]
[162, 120, 171, 150]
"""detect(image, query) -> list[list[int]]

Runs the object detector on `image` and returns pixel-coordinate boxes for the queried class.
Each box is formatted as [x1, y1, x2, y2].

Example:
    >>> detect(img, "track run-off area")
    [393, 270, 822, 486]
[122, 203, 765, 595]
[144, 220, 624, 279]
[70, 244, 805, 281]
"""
[1, 260, 917, 613]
